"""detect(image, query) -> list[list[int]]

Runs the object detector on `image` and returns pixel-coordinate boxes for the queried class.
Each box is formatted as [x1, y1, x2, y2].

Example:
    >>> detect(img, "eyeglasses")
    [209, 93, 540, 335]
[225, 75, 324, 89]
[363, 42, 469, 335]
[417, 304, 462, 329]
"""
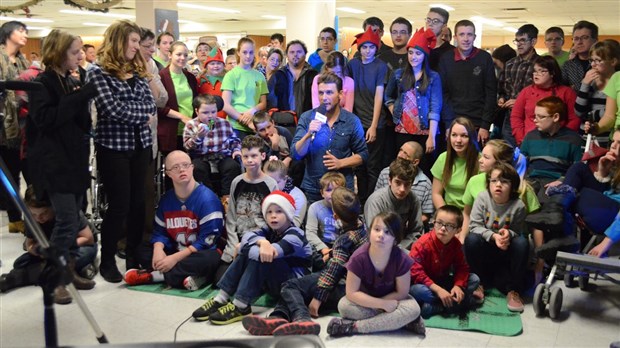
[490, 178, 511, 186]
[512, 38, 531, 45]
[545, 37, 563, 43]
[533, 69, 549, 75]
[166, 162, 193, 173]
[391, 30, 409, 36]
[425, 17, 444, 25]
[319, 37, 335, 42]
[573, 35, 591, 42]
[589, 58, 604, 65]
[433, 221, 458, 233]
[534, 113, 553, 120]
[140, 44, 154, 50]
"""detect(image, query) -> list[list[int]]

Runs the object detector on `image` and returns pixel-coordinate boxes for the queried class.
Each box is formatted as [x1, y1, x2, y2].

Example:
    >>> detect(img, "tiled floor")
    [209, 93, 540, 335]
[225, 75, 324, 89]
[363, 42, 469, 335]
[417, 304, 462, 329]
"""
[1, 211, 619, 347]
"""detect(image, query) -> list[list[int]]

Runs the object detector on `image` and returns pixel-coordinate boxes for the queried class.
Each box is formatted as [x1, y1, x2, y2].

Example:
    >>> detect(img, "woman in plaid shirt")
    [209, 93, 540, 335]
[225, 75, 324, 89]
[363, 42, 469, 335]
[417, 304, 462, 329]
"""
[87, 20, 157, 283]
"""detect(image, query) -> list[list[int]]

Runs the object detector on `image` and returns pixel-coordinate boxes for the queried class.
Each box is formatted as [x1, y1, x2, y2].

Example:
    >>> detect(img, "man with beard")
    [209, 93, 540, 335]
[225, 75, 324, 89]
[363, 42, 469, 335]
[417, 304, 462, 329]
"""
[273, 40, 318, 117]
[291, 72, 368, 203]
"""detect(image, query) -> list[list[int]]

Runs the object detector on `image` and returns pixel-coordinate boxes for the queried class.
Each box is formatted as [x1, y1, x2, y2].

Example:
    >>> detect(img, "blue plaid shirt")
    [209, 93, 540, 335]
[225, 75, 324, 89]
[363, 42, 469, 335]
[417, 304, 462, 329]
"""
[87, 65, 156, 151]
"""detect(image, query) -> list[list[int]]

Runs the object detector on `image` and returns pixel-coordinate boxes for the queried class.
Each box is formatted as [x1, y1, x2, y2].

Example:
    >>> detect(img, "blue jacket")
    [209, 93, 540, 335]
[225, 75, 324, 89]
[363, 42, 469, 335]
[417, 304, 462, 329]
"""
[384, 68, 442, 130]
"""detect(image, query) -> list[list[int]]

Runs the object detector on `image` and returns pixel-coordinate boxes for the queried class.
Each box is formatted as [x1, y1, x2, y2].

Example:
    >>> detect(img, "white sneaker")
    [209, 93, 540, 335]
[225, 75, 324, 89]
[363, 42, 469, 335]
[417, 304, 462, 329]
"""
[183, 276, 207, 291]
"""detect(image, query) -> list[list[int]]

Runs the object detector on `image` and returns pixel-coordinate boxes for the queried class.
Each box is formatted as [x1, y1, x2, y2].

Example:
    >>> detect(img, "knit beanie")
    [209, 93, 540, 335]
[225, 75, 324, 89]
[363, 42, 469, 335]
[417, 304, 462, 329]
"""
[262, 190, 296, 223]
[407, 27, 437, 55]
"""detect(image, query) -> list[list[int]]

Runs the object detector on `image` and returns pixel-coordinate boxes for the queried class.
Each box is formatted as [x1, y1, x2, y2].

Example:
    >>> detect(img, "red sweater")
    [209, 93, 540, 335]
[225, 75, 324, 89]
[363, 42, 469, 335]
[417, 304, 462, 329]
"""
[510, 84, 580, 145]
[409, 230, 470, 288]
[197, 75, 226, 119]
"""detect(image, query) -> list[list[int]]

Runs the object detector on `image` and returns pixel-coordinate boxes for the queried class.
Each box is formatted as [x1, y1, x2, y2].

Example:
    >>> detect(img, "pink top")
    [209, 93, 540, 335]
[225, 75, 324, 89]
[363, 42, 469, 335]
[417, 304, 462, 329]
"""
[311, 74, 355, 112]
[510, 84, 581, 145]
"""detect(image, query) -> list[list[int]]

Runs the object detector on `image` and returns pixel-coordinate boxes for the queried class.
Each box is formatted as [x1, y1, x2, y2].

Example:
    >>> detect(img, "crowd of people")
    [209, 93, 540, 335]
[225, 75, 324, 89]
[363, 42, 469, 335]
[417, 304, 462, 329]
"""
[1, 7, 619, 338]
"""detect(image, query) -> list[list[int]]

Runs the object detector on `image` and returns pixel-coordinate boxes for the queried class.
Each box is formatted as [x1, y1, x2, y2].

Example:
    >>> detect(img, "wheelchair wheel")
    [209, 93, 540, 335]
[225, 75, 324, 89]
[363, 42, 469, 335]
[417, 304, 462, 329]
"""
[533, 283, 545, 317]
[578, 274, 589, 291]
[564, 272, 575, 288]
[549, 287, 563, 319]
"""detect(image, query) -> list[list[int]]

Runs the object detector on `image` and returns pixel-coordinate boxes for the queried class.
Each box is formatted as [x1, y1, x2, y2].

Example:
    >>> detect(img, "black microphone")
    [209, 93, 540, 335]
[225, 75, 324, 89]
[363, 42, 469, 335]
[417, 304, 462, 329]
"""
[0, 80, 45, 92]
[312, 104, 327, 141]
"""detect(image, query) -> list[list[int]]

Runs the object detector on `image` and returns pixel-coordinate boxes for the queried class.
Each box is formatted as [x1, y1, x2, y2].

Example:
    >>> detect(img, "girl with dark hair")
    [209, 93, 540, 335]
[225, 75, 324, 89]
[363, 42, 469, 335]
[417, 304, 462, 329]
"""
[384, 27, 441, 175]
[311, 51, 355, 112]
[0, 21, 29, 233]
[510, 55, 581, 145]
[327, 212, 424, 337]
[87, 20, 157, 282]
[265, 48, 283, 110]
[431, 117, 480, 213]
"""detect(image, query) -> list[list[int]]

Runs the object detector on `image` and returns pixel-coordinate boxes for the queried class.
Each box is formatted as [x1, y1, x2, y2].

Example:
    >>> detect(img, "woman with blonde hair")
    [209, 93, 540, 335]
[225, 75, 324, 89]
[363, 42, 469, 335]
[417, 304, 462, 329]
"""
[87, 20, 157, 283]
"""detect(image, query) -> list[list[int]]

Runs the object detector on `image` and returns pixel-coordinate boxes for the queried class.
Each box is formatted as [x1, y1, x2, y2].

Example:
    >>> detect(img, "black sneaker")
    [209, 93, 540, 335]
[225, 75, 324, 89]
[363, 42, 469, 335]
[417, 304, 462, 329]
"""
[209, 302, 252, 325]
[242, 315, 288, 335]
[273, 320, 321, 336]
[192, 298, 227, 321]
[326, 318, 356, 337]
[99, 262, 123, 283]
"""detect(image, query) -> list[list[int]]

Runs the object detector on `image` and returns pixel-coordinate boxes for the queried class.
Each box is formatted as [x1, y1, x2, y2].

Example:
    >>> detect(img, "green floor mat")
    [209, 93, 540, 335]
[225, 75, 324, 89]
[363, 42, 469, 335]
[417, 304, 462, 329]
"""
[126, 283, 278, 307]
[424, 289, 522, 336]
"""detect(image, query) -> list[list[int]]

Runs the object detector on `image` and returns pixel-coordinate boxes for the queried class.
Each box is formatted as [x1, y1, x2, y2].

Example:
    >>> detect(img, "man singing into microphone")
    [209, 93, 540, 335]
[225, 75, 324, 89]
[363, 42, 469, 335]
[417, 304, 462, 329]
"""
[291, 72, 368, 204]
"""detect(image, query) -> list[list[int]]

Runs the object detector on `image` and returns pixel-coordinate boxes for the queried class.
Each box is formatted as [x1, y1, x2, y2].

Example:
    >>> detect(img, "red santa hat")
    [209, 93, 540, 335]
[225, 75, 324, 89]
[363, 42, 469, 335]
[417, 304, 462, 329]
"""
[262, 190, 296, 223]
[352, 26, 381, 48]
[407, 27, 437, 56]
[204, 46, 224, 67]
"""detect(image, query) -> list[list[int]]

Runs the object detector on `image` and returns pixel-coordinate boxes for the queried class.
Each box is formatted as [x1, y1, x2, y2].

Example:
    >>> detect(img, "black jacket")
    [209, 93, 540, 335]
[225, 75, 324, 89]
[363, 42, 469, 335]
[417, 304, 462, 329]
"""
[27, 70, 96, 199]
[272, 63, 317, 116]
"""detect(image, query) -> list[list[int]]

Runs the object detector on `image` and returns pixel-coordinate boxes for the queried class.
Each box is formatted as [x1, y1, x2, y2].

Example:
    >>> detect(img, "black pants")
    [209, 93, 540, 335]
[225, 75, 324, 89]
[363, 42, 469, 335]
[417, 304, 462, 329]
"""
[96, 145, 150, 264]
[0, 146, 22, 222]
[355, 127, 385, 204]
[192, 157, 241, 196]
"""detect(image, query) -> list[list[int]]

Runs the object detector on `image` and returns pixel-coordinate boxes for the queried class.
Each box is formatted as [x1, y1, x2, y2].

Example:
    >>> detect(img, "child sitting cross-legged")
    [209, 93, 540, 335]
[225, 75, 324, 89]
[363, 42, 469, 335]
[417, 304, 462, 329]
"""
[241, 187, 367, 336]
[183, 94, 242, 204]
[263, 159, 307, 227]
[464, 162, 529, 313]
[409, 205, 483, 319]
[191, 191, 312, 325]
[327, 212, 425, 337]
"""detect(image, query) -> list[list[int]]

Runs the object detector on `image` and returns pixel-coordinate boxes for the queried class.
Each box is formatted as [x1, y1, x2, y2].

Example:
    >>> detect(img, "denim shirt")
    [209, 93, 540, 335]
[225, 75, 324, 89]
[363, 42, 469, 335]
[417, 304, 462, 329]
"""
[292, 108, 368, 195]
[384, 68, 442, 130]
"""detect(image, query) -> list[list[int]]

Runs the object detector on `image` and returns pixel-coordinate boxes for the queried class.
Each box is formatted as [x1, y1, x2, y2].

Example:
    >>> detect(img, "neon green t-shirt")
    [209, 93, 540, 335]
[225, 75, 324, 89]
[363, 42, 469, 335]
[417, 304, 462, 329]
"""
[431, 152, 468, 210]
[604, 71, 620, 136]
[171, 71, 194, 135]
[542, 51, 570, 68]
[463, 172, 541, 213]
[221, 66, 268, 132]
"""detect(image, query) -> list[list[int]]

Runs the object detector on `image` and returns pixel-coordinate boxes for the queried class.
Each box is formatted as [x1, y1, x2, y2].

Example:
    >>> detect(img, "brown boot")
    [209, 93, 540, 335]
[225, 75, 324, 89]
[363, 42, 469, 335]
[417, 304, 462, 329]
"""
[54, 285, 72, 304]
[69, 259, 96, 290]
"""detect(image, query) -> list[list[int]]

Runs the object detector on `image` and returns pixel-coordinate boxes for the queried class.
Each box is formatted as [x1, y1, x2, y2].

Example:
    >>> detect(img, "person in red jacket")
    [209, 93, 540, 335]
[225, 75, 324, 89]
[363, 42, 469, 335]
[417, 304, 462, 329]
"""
[511, 56, 581, 145]
[409, 205, 483, 318]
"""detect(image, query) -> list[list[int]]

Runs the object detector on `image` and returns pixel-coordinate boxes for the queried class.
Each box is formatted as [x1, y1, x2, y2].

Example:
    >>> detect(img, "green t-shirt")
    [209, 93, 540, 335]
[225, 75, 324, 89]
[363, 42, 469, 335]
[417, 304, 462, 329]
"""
[153, 55, 168, 68]
[542, 50, 570, 68]
[463, 172, 541, 213]
[604, 71, 620, 135]
[221, 66, 268, 132]
[171, 71, 194, 135]
[431, 152, 468, 209]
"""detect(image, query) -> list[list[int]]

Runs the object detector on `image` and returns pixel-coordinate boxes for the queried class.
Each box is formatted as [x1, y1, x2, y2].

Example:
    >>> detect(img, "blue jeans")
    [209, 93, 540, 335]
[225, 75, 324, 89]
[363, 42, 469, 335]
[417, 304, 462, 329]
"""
[74, 245, 98, 272]
[217, 248, 295, 305]
[409, 273, 480, 306]
[271, 272, 345, 322]
[464, 233, 529, 294]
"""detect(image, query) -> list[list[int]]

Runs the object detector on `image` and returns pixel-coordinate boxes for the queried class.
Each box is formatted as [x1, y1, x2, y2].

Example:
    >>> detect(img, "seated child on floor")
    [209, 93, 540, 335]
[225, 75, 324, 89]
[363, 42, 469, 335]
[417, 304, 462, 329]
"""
[124, 151, 224, 291]
[0, 186, 97, 303]
[242, 187, 368, 336]
[464, 162, 528, 313]
[191, 191, 312, 325]
[263, 159, 307, 227]
[305, 172, 346, 269]
[327, 212, 425, 337]
[409, 205, 483, 318]
[253, 111, 292, 167]
[183, 94, 242, 200]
